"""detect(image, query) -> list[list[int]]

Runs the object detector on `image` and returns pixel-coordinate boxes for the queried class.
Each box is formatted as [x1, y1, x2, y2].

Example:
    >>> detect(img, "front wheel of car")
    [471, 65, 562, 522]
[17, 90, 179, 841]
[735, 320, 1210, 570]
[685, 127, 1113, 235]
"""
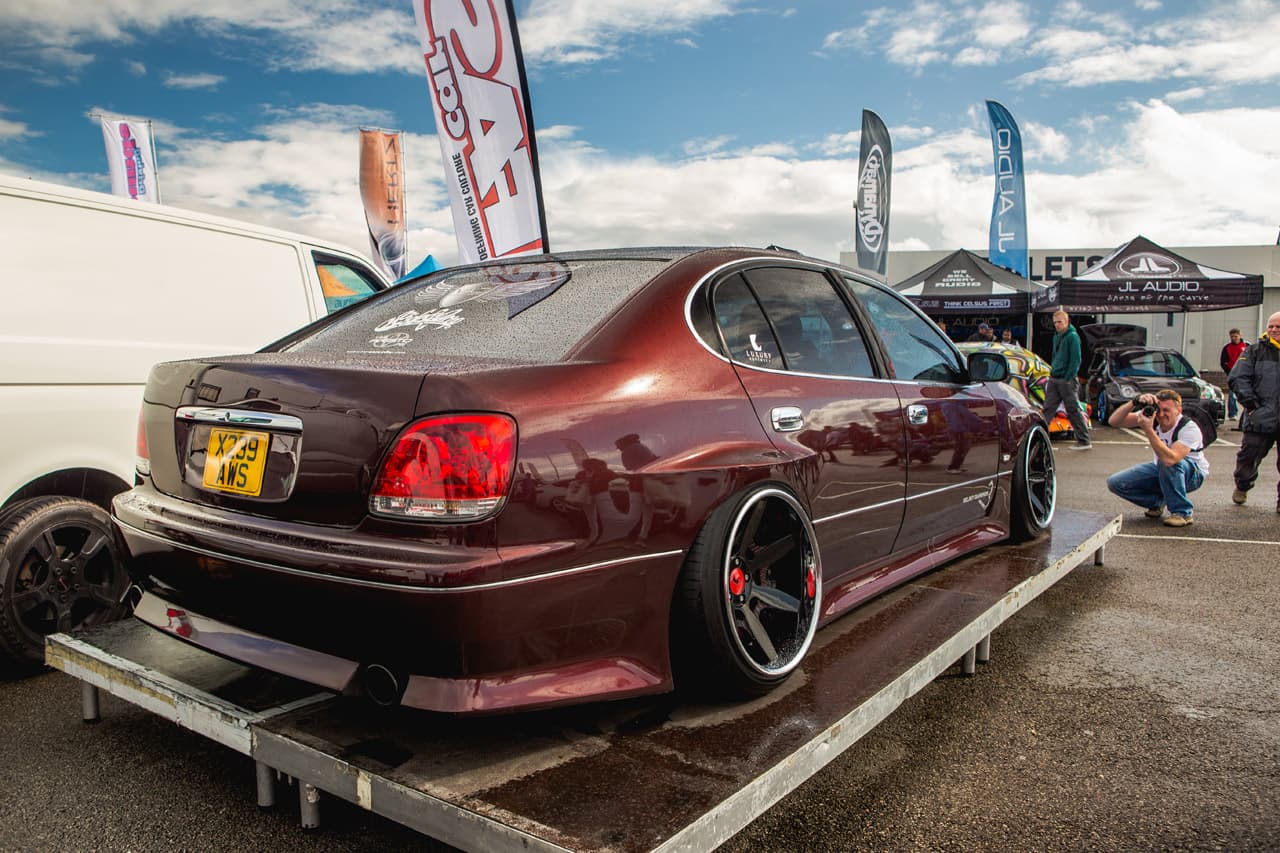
[671, 485, 820, 697]
[0, 497, 130, 670]
[1010, 425, 1056, 542]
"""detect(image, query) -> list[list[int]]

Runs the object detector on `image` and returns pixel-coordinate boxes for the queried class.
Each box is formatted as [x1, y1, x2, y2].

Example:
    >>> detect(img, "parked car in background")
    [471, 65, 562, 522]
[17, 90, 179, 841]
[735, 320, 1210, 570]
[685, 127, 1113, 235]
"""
[957, 342, 1090, 440]
[0, 175, 390, 668]
[115, 246, 1056, 714]
[1086, 346, 1226, 425]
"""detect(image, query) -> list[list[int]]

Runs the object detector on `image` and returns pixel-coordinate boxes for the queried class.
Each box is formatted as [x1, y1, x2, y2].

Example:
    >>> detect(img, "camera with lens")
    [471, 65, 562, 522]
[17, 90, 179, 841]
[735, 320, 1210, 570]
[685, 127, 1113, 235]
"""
[1141, 403, 1158, 417]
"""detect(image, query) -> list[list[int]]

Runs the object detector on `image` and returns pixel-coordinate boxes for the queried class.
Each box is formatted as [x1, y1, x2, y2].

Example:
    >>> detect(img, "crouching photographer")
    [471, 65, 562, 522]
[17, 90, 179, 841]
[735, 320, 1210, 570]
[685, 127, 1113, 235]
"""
[1105, 389, 1210, 528]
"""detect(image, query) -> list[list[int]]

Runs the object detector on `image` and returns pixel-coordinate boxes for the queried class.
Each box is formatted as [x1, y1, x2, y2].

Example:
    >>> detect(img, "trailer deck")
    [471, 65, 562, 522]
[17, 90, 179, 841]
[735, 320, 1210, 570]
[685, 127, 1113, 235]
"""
[47, 508, 1120, 852]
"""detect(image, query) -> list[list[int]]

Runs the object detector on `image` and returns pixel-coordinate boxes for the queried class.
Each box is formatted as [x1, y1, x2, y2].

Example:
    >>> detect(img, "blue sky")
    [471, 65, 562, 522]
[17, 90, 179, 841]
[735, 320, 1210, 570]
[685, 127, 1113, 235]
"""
[1, 0, 1277, 267]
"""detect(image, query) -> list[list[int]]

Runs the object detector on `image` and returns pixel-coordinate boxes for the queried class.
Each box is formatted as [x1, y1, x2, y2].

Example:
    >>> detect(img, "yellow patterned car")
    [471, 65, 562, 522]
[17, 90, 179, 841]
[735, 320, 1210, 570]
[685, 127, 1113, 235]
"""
[957, 342, 1089, 439]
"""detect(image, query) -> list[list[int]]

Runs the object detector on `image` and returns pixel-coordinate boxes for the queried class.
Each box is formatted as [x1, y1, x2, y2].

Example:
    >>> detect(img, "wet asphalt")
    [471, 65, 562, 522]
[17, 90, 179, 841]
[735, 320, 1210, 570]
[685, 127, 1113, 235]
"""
[1, 424, 1277, 852]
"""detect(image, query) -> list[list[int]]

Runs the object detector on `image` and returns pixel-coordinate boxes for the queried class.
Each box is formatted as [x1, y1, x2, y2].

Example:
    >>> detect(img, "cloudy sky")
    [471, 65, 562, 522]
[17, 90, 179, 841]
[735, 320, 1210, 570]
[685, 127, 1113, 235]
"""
[1, 0, 1277, 269]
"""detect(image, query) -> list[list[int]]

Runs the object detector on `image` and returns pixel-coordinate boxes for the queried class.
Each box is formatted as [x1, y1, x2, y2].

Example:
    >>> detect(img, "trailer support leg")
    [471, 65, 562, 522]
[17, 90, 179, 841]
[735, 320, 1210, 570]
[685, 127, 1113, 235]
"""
[80, 683, 100, 723]
[256, 762, 276, 808]
[976, 634, 991, 664]
[1094, 544, 1105, 566]
[300, 782, 321, 829]
[961, 646, 977, 676]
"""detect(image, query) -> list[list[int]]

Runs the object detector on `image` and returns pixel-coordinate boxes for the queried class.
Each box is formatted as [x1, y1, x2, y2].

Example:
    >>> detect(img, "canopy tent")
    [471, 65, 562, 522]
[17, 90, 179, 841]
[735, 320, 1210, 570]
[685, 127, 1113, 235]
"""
[893, 248, 1049, 314]
[1032, 235, 1264, 314]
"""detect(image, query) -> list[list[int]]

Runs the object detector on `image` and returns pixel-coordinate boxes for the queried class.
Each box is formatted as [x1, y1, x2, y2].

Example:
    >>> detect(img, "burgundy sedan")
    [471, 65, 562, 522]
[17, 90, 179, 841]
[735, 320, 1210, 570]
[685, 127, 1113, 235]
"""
[114, 247, 1055, 713]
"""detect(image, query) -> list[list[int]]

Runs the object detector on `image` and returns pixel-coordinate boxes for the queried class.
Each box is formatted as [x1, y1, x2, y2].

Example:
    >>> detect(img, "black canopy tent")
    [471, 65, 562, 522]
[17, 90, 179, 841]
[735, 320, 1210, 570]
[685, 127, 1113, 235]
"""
[892, 248, 1049, 344]
[1032, 235, 1264, 314]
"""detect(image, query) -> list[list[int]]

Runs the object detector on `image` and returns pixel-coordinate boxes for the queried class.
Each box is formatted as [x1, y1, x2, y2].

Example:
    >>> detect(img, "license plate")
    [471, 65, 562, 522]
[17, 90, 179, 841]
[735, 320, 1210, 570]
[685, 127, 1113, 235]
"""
[201, 428, 271, 496]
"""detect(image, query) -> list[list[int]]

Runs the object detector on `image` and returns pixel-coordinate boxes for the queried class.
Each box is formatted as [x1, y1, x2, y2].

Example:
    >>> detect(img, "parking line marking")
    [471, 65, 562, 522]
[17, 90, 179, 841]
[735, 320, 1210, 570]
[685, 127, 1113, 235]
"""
[1117, 533, 1280, 546]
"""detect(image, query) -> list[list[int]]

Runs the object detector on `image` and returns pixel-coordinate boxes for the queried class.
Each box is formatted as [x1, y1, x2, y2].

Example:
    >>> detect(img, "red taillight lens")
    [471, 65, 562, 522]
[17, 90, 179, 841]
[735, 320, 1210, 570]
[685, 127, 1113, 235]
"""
[370, 413, 516, 520]
[135, 406, 151, 477]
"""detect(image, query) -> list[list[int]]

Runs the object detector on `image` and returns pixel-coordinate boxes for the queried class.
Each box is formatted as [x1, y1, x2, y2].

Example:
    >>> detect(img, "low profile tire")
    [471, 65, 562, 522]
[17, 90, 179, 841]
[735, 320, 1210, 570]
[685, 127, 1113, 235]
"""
[1095, 392, 1107, 424]
[1010, 425, 1056, 542]
[0, 497, 129, 669]
[672, 485, 820, 697]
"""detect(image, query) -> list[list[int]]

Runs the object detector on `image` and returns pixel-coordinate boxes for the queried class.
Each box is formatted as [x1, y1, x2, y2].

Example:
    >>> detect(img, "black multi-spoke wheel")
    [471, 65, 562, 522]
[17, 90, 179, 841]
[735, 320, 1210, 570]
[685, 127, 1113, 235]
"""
[1010, 425, 1056, 541]
[673, 485, 820, 695]
[0, 497, 129, 669]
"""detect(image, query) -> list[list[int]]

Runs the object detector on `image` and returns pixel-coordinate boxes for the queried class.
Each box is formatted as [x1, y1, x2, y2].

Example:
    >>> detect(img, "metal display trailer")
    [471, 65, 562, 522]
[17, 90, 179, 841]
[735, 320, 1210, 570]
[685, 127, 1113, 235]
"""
[47, 508, 1119, 853]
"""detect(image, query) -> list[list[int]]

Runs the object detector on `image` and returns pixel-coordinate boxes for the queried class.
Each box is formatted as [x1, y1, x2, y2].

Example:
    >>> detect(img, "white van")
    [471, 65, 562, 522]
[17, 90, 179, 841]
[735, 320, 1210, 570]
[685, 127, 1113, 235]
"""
[0, 175, 391, 667]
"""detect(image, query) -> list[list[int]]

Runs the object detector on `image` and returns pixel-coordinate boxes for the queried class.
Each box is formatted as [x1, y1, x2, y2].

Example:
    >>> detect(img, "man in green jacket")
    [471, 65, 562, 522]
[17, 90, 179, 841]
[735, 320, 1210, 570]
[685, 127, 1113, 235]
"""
[1044, 309, 1091, 450]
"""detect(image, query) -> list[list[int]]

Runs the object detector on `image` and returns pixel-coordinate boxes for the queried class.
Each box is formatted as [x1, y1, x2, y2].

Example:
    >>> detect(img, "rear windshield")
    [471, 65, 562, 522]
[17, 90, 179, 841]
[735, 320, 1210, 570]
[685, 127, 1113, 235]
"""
[284, 257, 672, 361]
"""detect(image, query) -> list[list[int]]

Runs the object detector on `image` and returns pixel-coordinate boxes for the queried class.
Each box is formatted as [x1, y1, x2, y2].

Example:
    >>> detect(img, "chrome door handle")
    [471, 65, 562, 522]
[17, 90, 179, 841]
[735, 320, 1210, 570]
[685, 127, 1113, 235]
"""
[771, 406, 804, 432]
[906, 404, 928, 425]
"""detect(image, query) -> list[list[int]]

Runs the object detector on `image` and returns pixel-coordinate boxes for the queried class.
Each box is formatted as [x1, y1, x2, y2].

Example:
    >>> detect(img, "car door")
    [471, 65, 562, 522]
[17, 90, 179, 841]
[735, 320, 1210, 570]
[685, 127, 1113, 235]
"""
[841, 277, 1002, 554]
[713, 266, 905, 581]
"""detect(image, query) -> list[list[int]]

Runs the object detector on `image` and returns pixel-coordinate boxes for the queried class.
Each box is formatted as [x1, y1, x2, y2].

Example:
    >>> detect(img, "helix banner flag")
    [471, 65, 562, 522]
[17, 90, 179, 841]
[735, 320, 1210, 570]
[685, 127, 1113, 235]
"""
[411, 0, 550, 263]
[100, 116, 160, 203]
[855, 109, 892, 277]
[985, 100, 1027, 277]
[359, 129, 408, 279]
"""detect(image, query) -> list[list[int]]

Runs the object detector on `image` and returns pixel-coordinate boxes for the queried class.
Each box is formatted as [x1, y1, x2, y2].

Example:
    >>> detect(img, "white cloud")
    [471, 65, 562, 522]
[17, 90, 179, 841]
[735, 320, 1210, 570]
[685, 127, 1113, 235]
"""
[0, 106, 38, 142]
[163, 72, 224, 90]
[6, 98, 1274, 269]
[517, 0, 740, 64]
[1020, 0, 1280, 87]
[0, 1, 421, 75]
[126, 59, 146, 76]
[683, 135, 733, 157]
[824, 1, 1030, 68]
[1166, 86, 1207, 103]
[967, 1, 1033, 47]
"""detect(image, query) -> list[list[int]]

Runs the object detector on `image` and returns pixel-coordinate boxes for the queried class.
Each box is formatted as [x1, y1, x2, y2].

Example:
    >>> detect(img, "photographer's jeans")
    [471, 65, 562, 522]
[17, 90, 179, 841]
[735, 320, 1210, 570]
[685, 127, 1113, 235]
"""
[1107, 459, 1205, 518]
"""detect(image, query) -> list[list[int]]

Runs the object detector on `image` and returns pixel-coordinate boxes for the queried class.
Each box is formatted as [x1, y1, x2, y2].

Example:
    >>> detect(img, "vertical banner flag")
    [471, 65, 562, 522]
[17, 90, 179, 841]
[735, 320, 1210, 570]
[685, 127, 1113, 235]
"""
[985, 100, 1028, 277]
[100, 116, 160, 203]
[855, 109, 892, 277]
[411, 0, 550, 263]
[359, 129, 408, 279]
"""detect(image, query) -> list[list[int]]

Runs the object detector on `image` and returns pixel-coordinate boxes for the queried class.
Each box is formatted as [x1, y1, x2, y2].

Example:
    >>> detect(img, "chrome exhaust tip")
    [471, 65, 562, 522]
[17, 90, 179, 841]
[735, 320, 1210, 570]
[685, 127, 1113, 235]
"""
[361, 663, 403, 707]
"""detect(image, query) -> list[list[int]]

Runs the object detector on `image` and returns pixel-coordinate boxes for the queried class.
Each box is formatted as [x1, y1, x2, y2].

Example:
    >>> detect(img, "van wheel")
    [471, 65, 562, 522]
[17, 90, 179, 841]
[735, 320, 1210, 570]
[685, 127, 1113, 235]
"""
[0, 497, 129, 669]
[672, 485, 820, 696]
[1010, 426, 1056, 542]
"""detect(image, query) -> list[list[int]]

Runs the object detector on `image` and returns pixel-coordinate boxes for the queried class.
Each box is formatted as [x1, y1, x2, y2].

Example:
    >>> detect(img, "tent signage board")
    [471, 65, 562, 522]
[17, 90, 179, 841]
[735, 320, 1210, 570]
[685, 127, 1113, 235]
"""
[1033, 235, 1264, 313]
[892, 248, 1047, 314]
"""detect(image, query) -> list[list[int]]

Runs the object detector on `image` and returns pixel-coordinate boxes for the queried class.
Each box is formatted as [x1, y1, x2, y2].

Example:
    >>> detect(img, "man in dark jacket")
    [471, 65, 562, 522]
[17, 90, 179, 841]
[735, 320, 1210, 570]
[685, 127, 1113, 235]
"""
[1044, 309, 1091, 450]
[1228, 312, 1280, 511]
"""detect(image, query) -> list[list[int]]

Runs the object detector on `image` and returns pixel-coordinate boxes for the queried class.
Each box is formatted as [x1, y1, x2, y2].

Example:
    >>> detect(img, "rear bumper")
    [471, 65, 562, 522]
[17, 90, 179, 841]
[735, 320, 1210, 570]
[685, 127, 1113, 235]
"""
[113, 488, 686, 713]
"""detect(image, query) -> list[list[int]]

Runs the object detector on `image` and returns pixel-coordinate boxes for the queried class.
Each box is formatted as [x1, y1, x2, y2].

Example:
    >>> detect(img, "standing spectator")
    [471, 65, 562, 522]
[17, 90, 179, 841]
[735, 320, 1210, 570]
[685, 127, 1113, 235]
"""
[1219, 328, 1248, 429]
[1228, 312, 1280, 512]
[966, 322, 996, 343]
[935, 318, 949, 338]
[1044, 309, 1091, 450]
[1001, 329, 1019, 347]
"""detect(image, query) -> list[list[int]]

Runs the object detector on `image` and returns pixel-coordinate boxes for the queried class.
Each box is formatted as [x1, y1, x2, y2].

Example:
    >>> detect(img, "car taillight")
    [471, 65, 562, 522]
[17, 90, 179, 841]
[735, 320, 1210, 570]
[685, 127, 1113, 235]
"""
[136, 407, 151, 477]
[370, 413, 516, 520]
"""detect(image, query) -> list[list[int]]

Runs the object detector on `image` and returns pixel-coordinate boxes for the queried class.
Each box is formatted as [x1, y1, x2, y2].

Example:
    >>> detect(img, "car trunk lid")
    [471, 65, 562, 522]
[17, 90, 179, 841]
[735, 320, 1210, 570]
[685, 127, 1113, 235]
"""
[143, 353, 432, 525]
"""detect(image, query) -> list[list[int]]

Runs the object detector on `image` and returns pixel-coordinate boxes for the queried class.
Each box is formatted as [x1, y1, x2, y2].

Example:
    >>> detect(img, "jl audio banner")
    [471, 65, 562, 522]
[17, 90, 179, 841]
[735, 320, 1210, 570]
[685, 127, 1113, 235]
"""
[411, 0, 550, 263]
[985, 100, 1027, 277]
[100, 116, 160, 203]
[359, 129, 408, 279]
[855, 109, 891, 277]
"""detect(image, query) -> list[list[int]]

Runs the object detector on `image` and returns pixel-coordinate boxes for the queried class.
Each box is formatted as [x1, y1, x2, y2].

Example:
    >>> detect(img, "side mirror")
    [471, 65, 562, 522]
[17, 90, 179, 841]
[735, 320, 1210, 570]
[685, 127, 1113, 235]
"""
[967, 351, 1009, 384]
